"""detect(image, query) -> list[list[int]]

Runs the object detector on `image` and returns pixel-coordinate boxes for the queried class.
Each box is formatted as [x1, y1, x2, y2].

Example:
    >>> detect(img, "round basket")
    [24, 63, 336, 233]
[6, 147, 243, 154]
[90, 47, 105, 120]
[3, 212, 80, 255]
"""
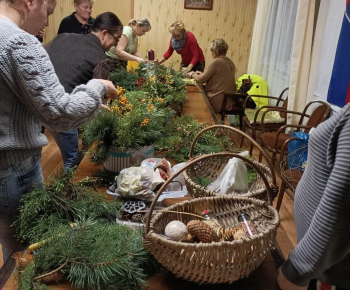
[143, 153, 280, 284]
[183, 125, 278, 202]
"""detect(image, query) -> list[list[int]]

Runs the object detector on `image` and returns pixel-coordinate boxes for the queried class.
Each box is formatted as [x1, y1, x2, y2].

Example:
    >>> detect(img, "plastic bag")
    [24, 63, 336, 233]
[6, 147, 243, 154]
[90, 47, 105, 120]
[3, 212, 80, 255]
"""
[117, 166, 153, 196]
[288, 132, 309, 170]
[207, 157, 248, 194]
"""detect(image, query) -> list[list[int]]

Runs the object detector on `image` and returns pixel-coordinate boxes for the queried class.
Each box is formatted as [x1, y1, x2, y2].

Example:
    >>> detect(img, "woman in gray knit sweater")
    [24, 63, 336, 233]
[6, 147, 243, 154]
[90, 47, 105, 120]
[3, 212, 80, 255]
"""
[0, 0, 118, 263]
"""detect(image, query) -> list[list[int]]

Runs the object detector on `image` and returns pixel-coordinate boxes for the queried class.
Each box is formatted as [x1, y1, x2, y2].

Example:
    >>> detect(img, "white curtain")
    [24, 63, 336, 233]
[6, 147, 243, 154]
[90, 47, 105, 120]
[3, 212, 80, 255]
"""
[258, 0, 298, 98]
[247, 0, 271, 74]
[287, 0, 316, 122]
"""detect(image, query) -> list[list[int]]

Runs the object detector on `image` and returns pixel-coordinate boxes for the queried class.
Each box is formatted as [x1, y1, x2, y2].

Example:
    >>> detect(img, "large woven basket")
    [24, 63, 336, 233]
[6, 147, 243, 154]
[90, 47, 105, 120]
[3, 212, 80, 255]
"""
[183, 125, 278, 202]
[143, 153, 279, 284]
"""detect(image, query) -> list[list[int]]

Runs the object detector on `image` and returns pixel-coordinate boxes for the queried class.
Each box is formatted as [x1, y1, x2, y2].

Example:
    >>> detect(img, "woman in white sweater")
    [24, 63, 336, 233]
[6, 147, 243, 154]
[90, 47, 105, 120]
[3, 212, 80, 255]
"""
[0, 0, 117, 263]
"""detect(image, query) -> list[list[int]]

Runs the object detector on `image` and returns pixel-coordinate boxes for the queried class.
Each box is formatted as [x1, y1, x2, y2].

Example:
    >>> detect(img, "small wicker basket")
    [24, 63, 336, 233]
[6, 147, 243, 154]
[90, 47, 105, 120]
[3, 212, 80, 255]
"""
[143, 153, 279, 284]
[183, 125, 278, 202]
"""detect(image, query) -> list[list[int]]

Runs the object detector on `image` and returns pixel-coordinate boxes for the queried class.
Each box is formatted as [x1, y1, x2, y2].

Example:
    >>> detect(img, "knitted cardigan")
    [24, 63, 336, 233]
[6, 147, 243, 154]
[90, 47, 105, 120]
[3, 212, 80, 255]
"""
[0, 19, 106, 168]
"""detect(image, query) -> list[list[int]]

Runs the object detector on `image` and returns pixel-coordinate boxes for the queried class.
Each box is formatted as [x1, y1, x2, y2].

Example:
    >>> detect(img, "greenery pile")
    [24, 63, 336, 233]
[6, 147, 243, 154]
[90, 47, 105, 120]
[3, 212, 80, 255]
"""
[14, 170, 158, 290]
[155, 114, 239, 162]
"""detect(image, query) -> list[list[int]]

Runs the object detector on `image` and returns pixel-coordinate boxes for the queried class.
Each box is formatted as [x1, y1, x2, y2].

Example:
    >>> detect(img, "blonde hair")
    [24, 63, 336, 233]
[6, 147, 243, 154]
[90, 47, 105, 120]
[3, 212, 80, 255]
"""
[209, 38, 229, 56]
[74, 0, 95, 5]
[168, 20, 185, 35]
[127, 18, 151, 31]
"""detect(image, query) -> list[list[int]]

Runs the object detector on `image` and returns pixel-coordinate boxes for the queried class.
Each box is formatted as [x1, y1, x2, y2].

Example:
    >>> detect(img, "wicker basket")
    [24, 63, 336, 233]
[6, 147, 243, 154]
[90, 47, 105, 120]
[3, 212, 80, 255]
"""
[183, 125, 278, 202]
[143, 153, 280, 284]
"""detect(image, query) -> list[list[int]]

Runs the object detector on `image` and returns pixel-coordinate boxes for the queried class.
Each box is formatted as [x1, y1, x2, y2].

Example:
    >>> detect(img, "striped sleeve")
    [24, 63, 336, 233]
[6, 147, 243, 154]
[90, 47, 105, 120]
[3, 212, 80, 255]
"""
[281, 112, 350, 286]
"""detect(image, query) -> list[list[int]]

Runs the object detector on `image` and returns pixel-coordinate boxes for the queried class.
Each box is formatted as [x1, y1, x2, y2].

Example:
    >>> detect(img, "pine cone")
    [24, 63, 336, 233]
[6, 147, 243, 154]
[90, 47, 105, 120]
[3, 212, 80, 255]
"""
[187, 220, 219, 243]
[219, 227, 246, 241]
[131, 213, 143, 222]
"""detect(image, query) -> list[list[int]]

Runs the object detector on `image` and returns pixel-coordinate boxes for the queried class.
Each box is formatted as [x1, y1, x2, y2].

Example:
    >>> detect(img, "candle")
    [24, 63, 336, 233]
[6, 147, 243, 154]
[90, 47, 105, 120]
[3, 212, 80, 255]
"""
[148, 50, 154, 61]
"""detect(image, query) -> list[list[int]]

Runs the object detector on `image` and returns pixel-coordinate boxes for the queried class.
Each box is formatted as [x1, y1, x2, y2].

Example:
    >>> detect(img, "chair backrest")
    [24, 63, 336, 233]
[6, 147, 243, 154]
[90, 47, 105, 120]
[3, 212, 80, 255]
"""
[303, 101, 331, 132]
[279, 97, 288, 119]
[276, 87, 289, 107]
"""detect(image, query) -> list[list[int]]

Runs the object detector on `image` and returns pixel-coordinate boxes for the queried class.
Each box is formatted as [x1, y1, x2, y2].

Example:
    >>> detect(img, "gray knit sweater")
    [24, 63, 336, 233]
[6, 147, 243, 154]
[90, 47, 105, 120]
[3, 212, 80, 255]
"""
[0, 19, 106, 168]
[282, 103, 350, 289]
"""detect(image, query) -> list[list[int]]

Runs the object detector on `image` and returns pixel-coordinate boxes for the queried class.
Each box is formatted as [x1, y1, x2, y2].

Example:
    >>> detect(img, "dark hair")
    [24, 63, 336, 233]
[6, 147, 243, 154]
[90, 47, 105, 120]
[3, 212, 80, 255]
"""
[91, 12, 123, 35]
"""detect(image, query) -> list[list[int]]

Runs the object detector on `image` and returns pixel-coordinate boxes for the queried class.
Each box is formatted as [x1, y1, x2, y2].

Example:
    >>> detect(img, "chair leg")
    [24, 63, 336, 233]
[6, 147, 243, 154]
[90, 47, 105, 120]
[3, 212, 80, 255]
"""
[276, 181, 286, 212]
[258, 150, 263, 162]
[239, 114, 243, 130]
[271, 152, 276, 168]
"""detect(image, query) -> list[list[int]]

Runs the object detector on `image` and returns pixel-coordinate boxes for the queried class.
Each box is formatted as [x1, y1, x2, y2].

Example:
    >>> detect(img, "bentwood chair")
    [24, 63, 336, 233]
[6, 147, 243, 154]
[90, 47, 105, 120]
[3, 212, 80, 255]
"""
[220, 93, 249, 130]
[258, 100, 331, 167]
[241, 88, 289, 143]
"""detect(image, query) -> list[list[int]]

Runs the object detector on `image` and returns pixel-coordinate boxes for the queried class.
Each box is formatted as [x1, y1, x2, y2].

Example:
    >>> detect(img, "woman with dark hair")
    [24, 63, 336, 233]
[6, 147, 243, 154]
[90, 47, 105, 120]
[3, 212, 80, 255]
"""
[46, 12, 123, 171]
[0, 0, 118, 264]
[58, 0, 95, 34]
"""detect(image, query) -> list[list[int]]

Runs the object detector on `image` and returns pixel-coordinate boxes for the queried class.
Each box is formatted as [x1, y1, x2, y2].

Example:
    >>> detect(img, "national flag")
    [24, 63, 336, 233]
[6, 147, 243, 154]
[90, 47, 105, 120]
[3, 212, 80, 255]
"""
[327, 0, 350, 107]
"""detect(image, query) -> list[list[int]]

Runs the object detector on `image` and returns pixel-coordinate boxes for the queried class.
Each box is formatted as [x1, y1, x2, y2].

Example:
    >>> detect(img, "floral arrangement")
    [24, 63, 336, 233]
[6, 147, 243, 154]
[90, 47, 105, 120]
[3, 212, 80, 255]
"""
[83, 90, 174, 163]
[109, 62, 187, 108]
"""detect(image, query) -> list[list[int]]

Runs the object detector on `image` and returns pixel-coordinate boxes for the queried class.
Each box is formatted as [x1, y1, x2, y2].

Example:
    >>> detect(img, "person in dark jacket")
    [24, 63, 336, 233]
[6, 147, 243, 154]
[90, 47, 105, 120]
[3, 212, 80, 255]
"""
[58, 0, 95, 34]
[47, 12, 123, 171]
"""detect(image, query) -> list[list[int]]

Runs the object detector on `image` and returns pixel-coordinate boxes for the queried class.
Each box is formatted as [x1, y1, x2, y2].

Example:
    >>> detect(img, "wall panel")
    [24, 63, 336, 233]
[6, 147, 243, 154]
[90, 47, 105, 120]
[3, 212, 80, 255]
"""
[133, 0, 257, 77]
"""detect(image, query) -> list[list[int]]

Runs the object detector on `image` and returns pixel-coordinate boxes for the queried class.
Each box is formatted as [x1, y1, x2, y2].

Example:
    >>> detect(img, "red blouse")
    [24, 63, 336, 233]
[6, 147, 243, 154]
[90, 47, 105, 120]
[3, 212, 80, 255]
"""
[163, 31, 205, 66]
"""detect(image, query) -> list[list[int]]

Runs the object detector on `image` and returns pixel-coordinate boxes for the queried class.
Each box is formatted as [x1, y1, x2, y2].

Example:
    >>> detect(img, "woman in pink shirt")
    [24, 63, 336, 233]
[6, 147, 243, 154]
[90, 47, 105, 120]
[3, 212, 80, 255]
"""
[158, 21, 205, 73]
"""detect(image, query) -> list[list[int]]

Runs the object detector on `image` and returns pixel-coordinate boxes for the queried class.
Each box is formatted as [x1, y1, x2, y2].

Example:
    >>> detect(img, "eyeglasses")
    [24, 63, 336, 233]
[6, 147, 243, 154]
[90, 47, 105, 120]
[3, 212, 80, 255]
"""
[108, 32, 120, 44]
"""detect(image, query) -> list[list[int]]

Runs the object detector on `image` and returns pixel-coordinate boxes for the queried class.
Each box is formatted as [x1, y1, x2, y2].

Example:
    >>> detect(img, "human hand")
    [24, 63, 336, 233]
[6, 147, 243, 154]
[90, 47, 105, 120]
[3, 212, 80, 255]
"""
[181, 67, 190, 73]
[136, 57, 146, 63]
[277, 267, 308, 290]
[98, 79, 118, 100]
[37, 27, 46, 38]
[100, 104, 111, 111]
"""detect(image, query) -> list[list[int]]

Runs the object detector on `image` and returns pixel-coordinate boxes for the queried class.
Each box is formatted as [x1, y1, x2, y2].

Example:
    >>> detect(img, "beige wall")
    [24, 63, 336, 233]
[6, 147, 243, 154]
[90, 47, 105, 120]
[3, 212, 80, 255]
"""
[44, 0, 132, 44]
[44, 0, 257, 77]
[134, 0, 257, 77]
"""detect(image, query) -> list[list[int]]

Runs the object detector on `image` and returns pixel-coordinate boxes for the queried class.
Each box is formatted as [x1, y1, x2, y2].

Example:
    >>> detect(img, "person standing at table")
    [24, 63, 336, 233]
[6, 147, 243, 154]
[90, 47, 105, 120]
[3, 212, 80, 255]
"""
[47, 12, 123, 172]
[106, 18, 152, 71]
[58, 0, 95, 34]
[0, 0, 118, 264]
[277, 103, 350, 290]
[187, 38, 235, 113]
[158, 20, 205, 73]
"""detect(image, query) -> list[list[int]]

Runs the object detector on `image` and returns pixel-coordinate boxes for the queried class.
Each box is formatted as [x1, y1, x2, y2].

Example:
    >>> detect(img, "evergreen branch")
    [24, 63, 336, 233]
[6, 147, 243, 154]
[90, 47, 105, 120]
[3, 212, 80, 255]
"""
[33, 261, 67, 281]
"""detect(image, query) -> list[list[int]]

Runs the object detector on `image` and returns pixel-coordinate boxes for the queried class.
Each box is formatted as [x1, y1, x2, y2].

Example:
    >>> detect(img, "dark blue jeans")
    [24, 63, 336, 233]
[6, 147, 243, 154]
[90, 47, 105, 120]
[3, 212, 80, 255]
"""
[0, 154, 43, 263]
[50, 129, 79, 171]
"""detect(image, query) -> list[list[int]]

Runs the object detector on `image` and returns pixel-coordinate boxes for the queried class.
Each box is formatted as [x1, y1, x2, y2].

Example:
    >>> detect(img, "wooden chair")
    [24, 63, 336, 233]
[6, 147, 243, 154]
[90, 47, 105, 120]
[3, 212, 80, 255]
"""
[258, 100, 331, 167]
[241, 88, 289, 143]
[220, 93, 249, 130]
[276, 144, 307, 211]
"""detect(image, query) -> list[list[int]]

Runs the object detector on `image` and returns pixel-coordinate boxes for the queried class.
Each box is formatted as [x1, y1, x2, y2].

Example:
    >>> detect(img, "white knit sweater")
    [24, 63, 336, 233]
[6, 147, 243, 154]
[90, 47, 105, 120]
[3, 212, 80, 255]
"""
[0, 19, 106, 168]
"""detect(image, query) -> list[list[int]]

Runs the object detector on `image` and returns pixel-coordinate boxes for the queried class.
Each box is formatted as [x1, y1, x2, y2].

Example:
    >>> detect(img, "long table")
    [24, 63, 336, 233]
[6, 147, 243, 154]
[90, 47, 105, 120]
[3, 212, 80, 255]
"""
[3, 84, 283, 290]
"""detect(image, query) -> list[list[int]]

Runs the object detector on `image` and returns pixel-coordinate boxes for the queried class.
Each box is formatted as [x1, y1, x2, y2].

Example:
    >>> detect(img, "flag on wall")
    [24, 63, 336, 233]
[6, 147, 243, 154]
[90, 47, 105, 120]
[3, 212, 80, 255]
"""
[327, 0, 350, 107]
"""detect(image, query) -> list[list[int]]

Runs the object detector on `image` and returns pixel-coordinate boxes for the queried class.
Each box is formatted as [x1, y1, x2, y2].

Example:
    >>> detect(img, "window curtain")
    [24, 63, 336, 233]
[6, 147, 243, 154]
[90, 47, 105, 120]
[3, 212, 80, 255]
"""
[287, 0, 316, 123]
[247, 0, 271, 74]
[258, 0, 298, 99]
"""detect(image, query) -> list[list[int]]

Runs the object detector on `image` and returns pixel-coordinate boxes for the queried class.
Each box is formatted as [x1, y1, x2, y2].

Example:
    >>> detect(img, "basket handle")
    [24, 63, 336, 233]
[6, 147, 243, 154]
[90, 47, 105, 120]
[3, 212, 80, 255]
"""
[188, 124, 276, 186]
[145, 152, 272, 234]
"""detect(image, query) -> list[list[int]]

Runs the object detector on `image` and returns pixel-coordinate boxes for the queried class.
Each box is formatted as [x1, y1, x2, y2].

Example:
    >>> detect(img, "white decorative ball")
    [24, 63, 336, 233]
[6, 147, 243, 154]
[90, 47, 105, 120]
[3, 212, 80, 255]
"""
[164, 220, 188, 241]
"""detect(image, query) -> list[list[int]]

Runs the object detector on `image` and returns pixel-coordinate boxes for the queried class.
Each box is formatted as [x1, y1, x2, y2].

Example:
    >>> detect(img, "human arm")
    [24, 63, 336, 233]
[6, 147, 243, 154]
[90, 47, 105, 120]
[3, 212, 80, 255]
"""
[115, 35, 144, 63]
[279, 118, 350, 287]
[1, 33, 114, 132]
[190, 62, 216, 83]
[57, 18, 68, 35]
[161, 38, 174, 64]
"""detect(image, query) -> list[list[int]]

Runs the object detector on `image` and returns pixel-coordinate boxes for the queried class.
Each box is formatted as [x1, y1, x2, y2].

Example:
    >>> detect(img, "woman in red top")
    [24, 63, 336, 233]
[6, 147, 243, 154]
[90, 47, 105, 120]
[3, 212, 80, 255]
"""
[158, 21, 205, 73]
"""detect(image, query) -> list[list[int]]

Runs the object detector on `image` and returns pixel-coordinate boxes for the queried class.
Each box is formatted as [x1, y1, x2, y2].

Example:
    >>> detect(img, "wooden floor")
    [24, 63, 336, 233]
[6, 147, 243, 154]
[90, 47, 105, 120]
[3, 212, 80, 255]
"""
[1, 115, 297, 289]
